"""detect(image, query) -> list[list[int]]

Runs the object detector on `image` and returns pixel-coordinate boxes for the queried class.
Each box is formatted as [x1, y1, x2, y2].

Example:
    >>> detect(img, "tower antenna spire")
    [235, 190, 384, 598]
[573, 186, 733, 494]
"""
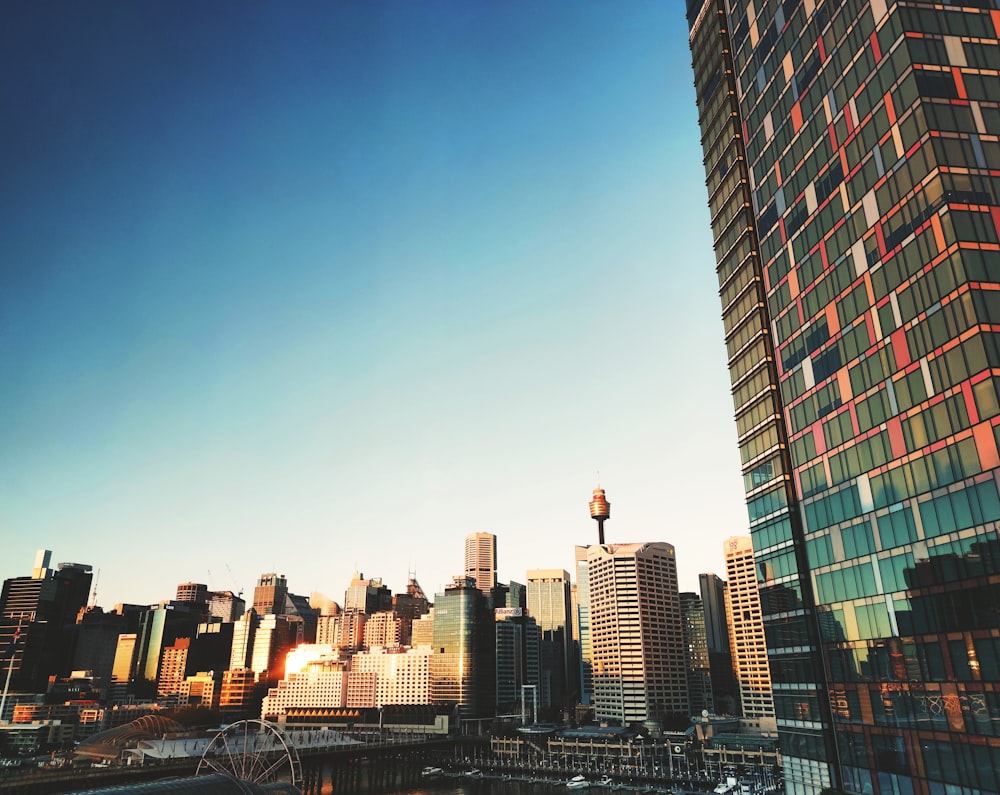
[589, 483, 611, 545]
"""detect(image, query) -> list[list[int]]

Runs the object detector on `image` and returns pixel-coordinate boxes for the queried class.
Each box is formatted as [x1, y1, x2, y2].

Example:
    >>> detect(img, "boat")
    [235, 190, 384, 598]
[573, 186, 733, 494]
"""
[568, 775, 592, 789]
[464, 768, 483, 778]
[421, 766, 443, 778]
[598, 775, 614, 787]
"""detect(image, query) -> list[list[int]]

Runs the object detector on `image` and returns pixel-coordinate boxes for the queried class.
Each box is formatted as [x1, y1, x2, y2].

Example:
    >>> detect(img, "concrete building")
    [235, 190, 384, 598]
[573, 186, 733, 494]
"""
[362, 610, 402, 648]
[351, 646, 433, 707]
[723, 537, 775, 723]
[464, 532, 497, 594]
[587, 542, 688, 726]
[251, 573, 288, 616]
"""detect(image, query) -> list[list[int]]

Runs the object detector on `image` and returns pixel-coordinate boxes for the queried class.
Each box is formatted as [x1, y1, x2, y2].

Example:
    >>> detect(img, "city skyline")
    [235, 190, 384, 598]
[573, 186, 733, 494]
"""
[1, 2, 749, 605]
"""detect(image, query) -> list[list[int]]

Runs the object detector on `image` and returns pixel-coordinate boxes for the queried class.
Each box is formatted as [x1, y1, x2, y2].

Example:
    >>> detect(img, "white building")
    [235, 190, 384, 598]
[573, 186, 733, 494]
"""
[587, 541, 688, 725]
[349, 646, 432, 708]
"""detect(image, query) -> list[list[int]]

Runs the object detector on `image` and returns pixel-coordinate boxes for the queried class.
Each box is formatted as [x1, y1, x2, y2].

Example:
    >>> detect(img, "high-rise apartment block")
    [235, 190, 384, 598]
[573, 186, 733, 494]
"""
[586, 542, 687, 725]
[723, 536, 774, 722]
[689, 1, 1000, 791]
[464, 532, 498, 594]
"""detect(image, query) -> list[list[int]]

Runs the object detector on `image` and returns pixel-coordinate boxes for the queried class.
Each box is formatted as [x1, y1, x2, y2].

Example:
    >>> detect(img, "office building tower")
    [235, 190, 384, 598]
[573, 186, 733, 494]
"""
[464, 532, 497, 594]
[252, 574, 288, 616]
[411, 609, 435, 648]
[207, 590, 245, 623]
[574, 545, 593, 706]
[699, 573, 739, 715]
[157, 638, 192, 701]
[109, 633, 137, 705]
[262, 652, 349, 719]
[430, 576, 495, 719]
[495, 607, 542, 714]
[132, 601, 204, 697]
[679, 592, 714, 717]
[175, 583, 208, 605]
[392, 575, 431, 646]
[688, 1, 1000, 791]
[723, 537, 775, 722]
[587, 542, 687, 725]
[344, 572, 392, 615]
[251, 614, 300, 683]
[527, 569, 577, 708]
[230, 609, 260, 670]
[0, 552, 93, 692]
[363, 610, 402, 648]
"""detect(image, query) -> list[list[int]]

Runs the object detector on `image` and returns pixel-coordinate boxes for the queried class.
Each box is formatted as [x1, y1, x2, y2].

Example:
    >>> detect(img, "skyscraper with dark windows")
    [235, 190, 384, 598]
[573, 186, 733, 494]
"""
[688, 1, 1000, 792]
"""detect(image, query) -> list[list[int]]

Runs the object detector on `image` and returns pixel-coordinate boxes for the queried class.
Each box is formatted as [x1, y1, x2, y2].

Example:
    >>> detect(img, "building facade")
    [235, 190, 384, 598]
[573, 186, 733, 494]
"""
[430, 577, 495, 719]
[586, 542, 688, 725]
[526, 569, 576, 708]
[464, 532, 498, 594]
[689, 1, 1000, 792]
[723, 537, 775, 722]
[679, 591, 714, 718]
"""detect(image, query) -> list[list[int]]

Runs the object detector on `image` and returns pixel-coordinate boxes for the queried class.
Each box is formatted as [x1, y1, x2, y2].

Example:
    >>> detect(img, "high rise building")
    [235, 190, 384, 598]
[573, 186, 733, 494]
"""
[495, 607, 541, 714]
[175, 583, 208, 605]
[699, 573, 739, 715]
[344, 572, 392, 615]
[679, 591, 713, 718]
[722, 537, 775, 722]
[0, 551, 93, 692]
[688, 1, 1000, 791]
[430, 576, 495, 719]
[587, 542, 687, 725]
[252, 574, 288, 616]
[464, 532, 497, 594]
[574, 545, 593, 706]
[526, 569, 576, 708]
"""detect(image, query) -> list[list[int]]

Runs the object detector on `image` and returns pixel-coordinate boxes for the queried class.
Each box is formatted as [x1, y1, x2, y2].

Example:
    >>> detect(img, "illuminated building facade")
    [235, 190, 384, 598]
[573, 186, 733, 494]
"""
[723, 536, 774, 722]
[464, 532, 498, 594]
[688, 0, 1000, 791]
[587, 542, 687, 725]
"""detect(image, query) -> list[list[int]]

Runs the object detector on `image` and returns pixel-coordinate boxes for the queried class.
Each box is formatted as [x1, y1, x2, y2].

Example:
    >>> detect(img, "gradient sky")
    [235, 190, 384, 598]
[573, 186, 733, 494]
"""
[1, 1, 749, 608]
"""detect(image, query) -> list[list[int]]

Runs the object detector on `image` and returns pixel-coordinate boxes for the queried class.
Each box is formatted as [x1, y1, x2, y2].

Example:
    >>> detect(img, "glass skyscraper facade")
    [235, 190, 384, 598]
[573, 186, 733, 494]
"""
[688, 1, 1000, 793]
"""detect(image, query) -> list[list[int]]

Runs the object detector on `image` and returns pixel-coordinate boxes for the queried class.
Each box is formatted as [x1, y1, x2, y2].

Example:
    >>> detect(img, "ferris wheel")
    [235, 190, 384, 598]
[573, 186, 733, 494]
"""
[196, 719, 302, 787]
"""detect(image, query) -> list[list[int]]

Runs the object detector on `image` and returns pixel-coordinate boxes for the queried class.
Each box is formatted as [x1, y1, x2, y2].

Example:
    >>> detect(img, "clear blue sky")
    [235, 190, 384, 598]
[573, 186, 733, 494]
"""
[1, 1, 749, 607]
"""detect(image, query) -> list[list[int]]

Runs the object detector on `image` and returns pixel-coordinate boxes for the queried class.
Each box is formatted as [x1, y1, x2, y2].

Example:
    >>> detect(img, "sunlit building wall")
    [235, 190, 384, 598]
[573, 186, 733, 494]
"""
[688, 0, 1000, 791]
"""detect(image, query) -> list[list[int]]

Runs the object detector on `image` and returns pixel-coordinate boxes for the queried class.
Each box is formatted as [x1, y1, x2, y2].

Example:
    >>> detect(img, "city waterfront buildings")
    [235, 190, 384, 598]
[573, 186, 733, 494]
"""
[586, 542, 688, 725]
[679, 591, 714, 717]
[688, 0, 1000, 791]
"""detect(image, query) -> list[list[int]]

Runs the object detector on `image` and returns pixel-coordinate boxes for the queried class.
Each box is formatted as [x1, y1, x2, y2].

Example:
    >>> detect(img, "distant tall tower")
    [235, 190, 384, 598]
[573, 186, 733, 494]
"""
[723, 537, 774, 722]
[464, 533, 497, 594]
[253, 574, 288, 615]
[587, 542, 687, 725]
[588, 487, 610, 544]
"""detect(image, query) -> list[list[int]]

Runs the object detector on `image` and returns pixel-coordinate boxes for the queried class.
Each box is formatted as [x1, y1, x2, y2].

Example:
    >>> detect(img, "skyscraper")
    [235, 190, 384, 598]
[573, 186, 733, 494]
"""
[689, 1, 1000, 791]
[526, 569, 576, 708]
[679, 591, 713, 718]
[430, 576, 495, 719]
[722, 536, 774, 722]
[587, 542, 687, 726]
[464, 532, 497, 594]
[252, 573, 288, 616]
